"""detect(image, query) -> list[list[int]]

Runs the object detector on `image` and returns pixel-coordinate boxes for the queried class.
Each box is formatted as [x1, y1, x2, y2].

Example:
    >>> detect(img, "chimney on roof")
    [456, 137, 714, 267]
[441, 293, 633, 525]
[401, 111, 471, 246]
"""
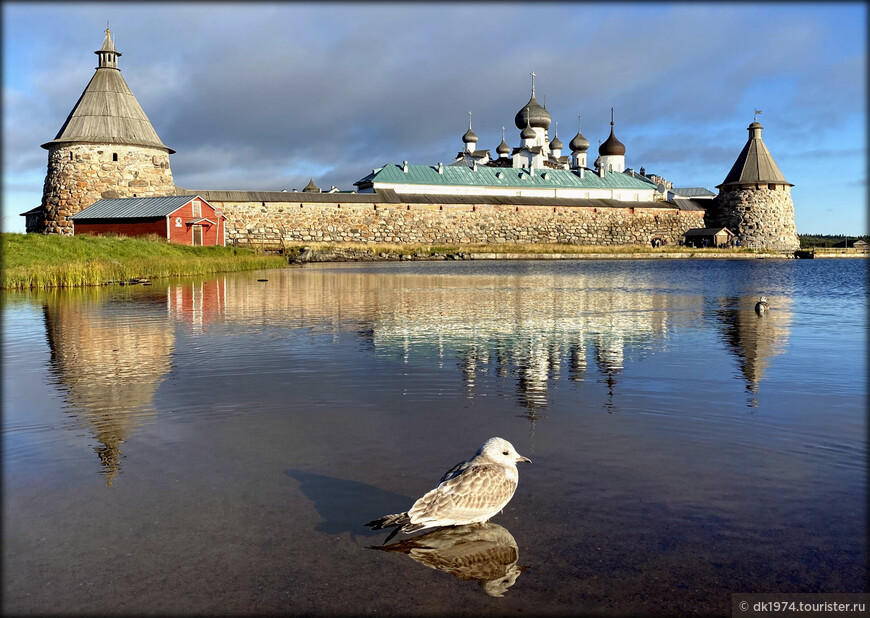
[402, 160, 409, 173]
[437, 162, 444, 174]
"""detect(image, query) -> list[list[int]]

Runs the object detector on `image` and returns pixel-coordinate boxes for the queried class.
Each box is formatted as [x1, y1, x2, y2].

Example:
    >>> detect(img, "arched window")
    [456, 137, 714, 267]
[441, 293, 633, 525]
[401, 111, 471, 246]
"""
[112, 153, 118, 162]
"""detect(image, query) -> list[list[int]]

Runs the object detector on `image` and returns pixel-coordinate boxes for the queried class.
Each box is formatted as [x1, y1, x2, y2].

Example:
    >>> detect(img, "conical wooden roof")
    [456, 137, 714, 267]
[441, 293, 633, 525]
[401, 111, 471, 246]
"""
[41, 32, 173, 153]
[717, 122, 790, 188]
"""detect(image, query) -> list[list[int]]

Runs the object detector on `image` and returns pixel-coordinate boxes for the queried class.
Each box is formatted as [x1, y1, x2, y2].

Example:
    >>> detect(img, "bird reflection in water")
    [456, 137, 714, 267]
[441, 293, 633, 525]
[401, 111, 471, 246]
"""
[369, 522, 525, 597]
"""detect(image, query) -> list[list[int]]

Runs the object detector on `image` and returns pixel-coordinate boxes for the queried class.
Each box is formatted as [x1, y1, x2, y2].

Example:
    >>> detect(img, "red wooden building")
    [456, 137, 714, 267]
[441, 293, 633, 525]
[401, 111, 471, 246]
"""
[70, 195, 226, 246]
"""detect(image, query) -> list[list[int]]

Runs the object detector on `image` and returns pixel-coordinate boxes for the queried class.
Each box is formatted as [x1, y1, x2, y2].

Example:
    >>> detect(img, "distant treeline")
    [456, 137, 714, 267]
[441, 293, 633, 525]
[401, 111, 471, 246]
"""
[799, 234, 870, 248]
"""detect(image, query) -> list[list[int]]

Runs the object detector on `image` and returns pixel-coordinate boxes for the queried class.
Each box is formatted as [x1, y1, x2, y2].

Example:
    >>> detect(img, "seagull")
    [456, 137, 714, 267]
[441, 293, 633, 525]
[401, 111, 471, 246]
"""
[755, 296, 770, 314]
[366, 437, 531, 543]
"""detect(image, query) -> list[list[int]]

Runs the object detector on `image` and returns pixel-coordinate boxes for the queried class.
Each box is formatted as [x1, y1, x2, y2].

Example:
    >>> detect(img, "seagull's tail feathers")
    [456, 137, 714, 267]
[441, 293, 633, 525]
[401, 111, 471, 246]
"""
[365, 512, 410, 530]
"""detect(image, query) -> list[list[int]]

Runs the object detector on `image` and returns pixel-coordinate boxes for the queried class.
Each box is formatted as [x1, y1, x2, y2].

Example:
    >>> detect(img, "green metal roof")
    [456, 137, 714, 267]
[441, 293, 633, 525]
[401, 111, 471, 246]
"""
[357, 164, 655, 191]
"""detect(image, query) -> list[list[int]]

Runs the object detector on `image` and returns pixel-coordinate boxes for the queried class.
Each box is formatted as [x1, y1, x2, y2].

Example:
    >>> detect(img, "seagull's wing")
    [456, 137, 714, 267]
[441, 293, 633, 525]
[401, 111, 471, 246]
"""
[408, 464, 517, 526]
[439, 458, 472, 484]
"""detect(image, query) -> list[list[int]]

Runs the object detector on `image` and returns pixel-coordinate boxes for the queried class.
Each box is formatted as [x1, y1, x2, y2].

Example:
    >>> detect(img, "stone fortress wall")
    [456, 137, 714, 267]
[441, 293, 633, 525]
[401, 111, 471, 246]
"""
[38, 143, 174, 234]
[193, 196, 706, 248]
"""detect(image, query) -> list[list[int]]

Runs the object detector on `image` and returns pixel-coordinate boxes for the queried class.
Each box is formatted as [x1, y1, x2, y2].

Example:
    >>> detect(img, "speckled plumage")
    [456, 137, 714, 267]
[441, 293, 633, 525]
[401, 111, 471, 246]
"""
[366, 437, 531, 539]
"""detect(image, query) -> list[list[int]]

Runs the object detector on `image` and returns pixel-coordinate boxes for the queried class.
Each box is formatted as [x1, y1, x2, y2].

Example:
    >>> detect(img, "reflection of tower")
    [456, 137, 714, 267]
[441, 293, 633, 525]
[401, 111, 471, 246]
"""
[516, 336, 549, 412]
[41, 288, 174, 485]
[595, 335, 624, 412]
[713, 295, 792, 407]
[460, 348, 479, 394]
[568, 343, 587, 382]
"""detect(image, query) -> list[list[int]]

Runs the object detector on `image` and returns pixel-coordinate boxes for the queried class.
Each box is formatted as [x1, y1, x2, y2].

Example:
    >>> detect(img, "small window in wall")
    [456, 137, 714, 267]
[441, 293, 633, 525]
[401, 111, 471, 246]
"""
[768, 184, 776, 190]
[192, 200, 201, 217]
[69, 152, 73, 161]
[112, 153, 118, 162]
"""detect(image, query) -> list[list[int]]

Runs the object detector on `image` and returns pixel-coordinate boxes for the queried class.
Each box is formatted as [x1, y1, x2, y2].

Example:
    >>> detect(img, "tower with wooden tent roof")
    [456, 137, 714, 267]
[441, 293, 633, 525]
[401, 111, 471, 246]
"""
[711, 113, 799, 251]
[34, 28, 176, 234]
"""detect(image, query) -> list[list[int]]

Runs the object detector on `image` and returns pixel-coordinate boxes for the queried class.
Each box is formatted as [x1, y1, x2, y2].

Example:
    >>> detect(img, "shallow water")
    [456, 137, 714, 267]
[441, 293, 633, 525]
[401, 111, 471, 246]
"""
[2, 258, 866, 615]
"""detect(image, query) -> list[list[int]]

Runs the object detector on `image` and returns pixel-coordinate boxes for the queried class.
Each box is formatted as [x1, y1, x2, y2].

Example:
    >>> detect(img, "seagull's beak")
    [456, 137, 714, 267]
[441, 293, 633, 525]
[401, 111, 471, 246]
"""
[518, 455, 532, 464]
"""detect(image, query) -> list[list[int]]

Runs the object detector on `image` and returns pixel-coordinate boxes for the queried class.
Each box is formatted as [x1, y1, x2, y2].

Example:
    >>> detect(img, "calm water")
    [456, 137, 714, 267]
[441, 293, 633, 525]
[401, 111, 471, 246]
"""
[2, 258, 867, 615]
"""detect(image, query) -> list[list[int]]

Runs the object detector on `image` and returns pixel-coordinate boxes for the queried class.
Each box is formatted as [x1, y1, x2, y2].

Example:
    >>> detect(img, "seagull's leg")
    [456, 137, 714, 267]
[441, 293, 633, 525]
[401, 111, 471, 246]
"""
[383, 526, 401, 545]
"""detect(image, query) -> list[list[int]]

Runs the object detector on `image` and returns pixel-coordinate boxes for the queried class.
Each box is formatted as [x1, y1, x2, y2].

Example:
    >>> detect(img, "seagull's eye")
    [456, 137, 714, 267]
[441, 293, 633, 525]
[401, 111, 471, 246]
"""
[502, 451, 509, 455]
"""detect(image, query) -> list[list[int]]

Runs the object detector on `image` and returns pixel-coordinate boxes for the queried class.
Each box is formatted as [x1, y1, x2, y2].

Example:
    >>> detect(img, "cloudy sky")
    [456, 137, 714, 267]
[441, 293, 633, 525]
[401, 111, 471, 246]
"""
[2, 2, 866, 234]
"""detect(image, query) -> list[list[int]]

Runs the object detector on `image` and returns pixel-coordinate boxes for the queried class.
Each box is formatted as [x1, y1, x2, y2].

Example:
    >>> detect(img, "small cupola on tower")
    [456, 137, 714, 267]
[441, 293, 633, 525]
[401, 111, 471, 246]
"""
[549, 122, 564, 159]
[462, 112, 479, 154]
[569, 116, 590, 170]
[496, 126, 511, 159]
[96, 25, 121, 69]
[598, 108, 626, 174]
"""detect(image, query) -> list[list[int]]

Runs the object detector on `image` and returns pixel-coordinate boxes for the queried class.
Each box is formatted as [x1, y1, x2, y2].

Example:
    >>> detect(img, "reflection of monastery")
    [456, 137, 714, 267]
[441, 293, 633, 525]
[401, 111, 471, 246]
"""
[26, 29, 799, 251]
[41, 270, 793, 482]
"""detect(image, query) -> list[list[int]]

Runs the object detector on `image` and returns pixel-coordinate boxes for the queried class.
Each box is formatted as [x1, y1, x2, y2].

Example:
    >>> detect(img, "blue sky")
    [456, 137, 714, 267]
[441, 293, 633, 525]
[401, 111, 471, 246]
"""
[2, 2, 866, 234]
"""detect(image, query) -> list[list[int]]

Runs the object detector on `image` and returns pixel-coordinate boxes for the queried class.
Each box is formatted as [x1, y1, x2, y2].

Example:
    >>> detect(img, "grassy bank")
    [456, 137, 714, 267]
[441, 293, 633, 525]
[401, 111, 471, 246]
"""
[1, 233, 287, 290]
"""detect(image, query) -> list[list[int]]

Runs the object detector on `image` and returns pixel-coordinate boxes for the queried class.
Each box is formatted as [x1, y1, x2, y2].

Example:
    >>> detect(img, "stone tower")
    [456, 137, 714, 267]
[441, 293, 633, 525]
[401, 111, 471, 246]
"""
[33, 28, 175, 234]
[712, 119, 799, 251]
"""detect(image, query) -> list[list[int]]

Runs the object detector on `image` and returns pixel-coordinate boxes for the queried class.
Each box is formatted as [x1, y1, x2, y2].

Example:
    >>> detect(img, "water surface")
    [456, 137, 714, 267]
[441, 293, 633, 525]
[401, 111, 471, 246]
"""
[3, 259, 866, 615]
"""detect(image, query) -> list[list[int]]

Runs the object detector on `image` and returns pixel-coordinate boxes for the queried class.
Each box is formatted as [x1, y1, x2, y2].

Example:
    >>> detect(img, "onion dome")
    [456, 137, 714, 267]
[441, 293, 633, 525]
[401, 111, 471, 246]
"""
[599, 109, 625, 156]
[569, 117, 589, 152]
[520, 120, 536, 140]
[550, 124, 563, 150]
[569, 132, 589, 152]
[496, 126, 511, 156]
[514, 74, 551, 129]
[462, 112, 478, 143]
[515, 95, 551, 130]
[599, 127, 625, 156]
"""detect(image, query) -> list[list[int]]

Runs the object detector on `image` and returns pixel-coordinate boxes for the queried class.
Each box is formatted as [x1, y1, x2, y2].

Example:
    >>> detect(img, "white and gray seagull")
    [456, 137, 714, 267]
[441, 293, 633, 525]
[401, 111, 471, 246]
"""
[366, 437, 531, 543]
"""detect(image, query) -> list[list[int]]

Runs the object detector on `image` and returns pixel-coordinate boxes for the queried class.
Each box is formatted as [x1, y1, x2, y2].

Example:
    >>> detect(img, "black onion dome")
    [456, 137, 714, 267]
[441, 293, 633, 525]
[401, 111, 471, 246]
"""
[514, 94, 551, 130]
[599, 125, 625, 156]
[569, 130, 589, 152]
[462, 127, 479, 143]
[496, 138, 511, 155]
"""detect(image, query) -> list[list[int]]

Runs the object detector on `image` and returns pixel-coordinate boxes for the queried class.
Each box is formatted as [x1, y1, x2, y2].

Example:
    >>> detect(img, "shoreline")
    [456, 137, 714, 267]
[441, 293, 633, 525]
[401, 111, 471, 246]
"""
[291, 245, 867, 263]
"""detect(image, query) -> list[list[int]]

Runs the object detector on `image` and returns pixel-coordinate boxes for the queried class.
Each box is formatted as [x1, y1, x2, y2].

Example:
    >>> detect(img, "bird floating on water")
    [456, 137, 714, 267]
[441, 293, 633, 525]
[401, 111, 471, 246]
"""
[366, 437, 531, 543]
[755, 296, 770, 314]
